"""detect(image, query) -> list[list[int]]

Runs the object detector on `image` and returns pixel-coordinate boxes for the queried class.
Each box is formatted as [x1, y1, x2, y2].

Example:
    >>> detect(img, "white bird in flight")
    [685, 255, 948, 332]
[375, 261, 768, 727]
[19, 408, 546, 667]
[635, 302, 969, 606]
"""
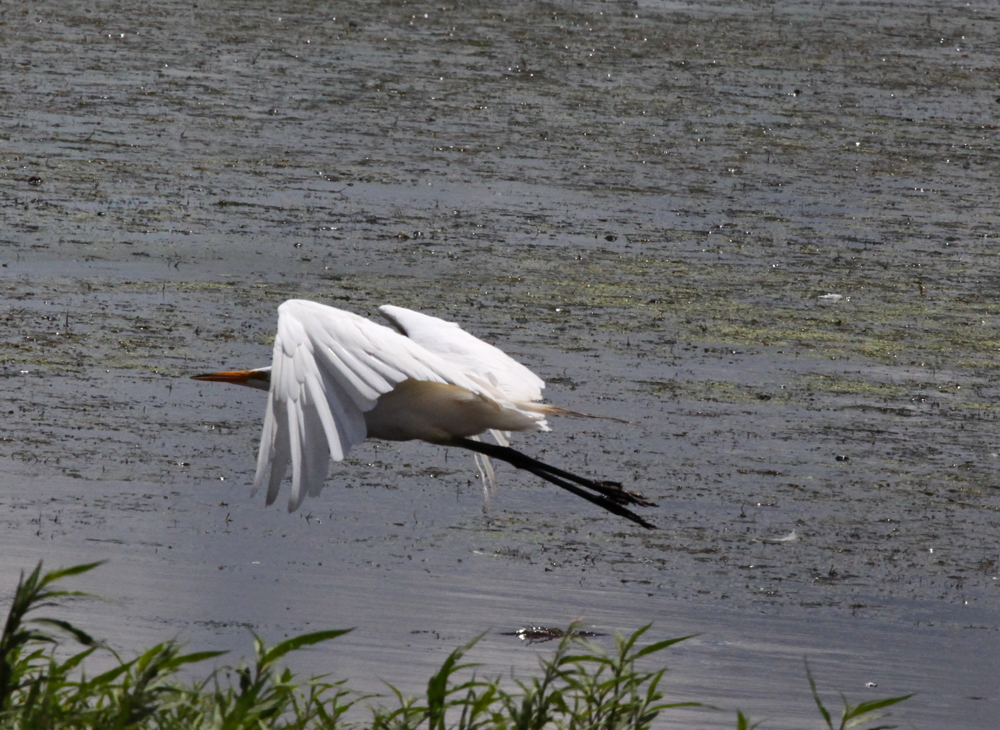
[193, 300, 656, 528]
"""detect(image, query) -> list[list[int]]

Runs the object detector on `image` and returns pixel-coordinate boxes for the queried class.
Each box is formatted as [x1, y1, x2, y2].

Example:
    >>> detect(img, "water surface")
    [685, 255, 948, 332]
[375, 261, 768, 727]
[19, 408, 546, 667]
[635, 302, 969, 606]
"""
[2, 0, 999, 726]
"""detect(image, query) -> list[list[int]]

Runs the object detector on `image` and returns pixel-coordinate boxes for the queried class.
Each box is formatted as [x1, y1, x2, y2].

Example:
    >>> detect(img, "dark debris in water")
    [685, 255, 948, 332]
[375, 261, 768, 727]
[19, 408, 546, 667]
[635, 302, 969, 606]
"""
[501, 626, 603, 645]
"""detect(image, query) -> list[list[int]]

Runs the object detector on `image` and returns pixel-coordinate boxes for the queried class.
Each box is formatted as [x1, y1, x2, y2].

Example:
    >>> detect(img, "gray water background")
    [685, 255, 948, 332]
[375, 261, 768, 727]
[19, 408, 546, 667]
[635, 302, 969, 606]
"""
[2, 0, 999, 726]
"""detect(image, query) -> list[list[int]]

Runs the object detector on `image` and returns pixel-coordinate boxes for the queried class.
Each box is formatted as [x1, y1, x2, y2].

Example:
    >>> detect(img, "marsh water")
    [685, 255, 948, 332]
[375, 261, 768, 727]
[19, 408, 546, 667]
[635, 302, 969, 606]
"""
[2, 0, 999, 726]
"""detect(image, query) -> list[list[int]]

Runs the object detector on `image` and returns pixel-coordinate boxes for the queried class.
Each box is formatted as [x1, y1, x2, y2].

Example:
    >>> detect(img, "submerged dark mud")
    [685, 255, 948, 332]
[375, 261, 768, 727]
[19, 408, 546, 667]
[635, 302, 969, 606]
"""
[2, 0, 999, 726]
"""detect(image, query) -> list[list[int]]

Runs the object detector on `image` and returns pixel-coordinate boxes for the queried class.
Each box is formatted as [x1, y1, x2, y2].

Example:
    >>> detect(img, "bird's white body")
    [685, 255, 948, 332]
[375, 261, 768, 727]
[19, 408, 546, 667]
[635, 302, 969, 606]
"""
[363, 380, 541, 443]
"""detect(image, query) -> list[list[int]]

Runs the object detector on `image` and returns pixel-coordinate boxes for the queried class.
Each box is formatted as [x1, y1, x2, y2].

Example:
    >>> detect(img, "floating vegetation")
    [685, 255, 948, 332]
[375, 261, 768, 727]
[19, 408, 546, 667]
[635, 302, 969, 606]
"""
[500, 625, 602, 644]
[0, 561, 911, 729]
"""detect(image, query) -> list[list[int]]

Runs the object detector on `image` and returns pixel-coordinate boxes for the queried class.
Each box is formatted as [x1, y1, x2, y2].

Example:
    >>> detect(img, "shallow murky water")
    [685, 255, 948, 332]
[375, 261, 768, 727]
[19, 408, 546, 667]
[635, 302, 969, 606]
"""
[2, 0, 999, 726]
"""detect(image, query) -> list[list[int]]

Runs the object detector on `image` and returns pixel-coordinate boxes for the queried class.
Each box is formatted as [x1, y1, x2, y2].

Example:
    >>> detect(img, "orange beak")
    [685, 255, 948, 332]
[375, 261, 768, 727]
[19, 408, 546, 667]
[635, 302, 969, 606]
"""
[191, 369, 271, 389]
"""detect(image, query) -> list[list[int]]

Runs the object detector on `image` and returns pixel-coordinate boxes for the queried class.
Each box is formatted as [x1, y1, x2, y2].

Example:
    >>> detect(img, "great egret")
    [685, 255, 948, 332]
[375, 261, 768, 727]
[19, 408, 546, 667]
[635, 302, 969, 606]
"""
[193, 300, 656, 529]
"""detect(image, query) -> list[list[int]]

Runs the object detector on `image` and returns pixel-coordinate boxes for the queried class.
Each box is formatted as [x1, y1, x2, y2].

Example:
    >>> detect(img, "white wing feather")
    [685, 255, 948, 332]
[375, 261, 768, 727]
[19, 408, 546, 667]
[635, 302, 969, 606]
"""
[378, 305, 545, 403]
[256, 299, 500, 511]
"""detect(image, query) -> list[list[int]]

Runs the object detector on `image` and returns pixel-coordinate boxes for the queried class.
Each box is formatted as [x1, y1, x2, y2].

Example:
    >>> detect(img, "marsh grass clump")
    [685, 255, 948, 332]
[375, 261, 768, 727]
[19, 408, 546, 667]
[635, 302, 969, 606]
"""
[1, 561, 910, 729]
[371, 625, 698, 730]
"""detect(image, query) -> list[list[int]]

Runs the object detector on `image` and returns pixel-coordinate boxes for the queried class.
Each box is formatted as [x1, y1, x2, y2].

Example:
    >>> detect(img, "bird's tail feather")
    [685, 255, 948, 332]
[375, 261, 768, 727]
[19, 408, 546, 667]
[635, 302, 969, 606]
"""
[516, 402, 630, 424]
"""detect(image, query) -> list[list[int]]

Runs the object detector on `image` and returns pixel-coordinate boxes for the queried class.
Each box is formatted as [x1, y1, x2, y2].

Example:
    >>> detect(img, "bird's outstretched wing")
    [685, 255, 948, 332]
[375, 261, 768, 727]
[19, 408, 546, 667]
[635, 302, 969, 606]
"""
[259, 299, 492, 511]
[378, 305, 545, 403]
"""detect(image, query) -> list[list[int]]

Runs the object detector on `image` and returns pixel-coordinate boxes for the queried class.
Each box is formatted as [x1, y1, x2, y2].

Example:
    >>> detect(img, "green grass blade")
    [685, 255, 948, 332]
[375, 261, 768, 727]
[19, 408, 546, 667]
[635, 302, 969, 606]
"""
[844, 694, 914, 720]
[37, 561, 106, 590]
[632, 635, 697, 660]
[617, 622, 652, 655]
[260, 629, 352, 665]
[59, 646, 99, 673]
[30, 618, 97, 646]
[805, 659, 834, 730]
[90, 661, 134, 686]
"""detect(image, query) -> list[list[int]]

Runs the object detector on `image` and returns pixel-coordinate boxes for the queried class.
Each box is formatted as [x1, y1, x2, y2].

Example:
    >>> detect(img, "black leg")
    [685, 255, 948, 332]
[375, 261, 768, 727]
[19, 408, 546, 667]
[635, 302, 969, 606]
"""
[452, 437, 657, 530]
